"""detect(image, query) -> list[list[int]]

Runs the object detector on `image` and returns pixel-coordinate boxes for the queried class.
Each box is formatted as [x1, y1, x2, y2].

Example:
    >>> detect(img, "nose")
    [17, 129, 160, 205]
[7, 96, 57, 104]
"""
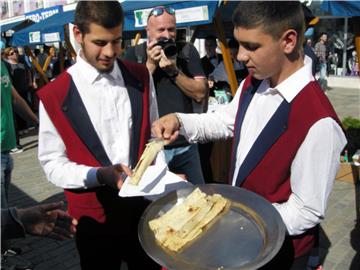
[237, 46, 248, 62]
[102, 43, 117, 58]
[161, 29, 173, 40]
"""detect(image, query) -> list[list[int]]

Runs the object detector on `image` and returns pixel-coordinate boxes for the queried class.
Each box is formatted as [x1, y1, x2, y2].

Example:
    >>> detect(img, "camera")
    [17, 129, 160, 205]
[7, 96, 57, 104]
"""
[155, 37, 177, 58]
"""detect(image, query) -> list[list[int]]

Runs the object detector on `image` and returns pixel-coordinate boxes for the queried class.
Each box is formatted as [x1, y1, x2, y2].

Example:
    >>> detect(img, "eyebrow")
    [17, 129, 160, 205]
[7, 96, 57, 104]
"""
[239, 41, 261, 48]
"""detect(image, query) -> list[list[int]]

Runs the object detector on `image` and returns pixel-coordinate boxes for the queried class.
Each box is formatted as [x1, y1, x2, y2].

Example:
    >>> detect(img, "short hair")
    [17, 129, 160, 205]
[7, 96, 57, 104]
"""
[3, 47, 15, 57]
[74, 1, 124, 34]
[232, 1, 305, 49]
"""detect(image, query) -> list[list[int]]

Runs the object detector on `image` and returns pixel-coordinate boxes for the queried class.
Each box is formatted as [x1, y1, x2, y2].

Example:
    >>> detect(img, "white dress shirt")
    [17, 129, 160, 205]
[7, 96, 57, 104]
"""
[38, 53, 164, 189]
[177, 56, 347, 235]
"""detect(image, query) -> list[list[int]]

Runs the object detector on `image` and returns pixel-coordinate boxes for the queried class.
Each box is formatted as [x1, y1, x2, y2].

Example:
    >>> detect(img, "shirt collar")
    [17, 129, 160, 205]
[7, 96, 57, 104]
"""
[260, 55, 314, 102]
[75, 49, 121, 84]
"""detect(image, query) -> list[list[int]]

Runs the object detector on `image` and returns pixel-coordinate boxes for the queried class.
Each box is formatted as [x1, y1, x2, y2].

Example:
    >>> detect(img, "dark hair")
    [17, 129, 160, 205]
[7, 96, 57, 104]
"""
[232, 1, 305, 50]
[205, 35, 217, 42]
[74, 1, 124, 34]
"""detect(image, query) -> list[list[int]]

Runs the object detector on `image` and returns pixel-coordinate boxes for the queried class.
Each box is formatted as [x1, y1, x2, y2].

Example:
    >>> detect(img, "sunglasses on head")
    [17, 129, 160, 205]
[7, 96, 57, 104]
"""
[148, 6, 175, 20]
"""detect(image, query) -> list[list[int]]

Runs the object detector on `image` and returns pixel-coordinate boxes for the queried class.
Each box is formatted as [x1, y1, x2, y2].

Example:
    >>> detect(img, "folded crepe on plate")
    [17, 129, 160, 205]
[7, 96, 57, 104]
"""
[149, 188, 229, 252]
[130, 139, 165, 185]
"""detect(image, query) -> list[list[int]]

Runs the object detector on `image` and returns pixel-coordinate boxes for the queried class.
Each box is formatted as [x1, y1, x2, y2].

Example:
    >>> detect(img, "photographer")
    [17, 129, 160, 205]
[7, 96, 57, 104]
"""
[124, 6, 208, 184]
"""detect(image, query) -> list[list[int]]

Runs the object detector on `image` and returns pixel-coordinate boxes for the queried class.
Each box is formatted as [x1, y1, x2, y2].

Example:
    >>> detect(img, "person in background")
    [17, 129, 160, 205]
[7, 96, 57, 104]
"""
[314, 32, 328, 90]
[151, 2, 346, 269]
[348, 50, 359, 76]
[1, 58, 39, 270]
[201, 35, 223, 80]
[37, 2, 163, 270]
[210, 38, 248, 87]
[302, 5, 318, 77]
[4, 46, 36, 152]
[52, 48, 74, 78]
[123, 5, 208, 184]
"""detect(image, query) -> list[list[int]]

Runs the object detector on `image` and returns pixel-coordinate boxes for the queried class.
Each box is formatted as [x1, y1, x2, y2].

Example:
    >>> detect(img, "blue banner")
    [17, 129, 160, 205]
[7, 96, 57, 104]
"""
[25, 5, 63, 23]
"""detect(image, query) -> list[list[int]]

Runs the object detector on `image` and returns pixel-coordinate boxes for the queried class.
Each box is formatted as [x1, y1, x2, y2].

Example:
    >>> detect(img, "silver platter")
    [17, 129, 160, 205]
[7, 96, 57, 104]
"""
[138, 184, 286, 270]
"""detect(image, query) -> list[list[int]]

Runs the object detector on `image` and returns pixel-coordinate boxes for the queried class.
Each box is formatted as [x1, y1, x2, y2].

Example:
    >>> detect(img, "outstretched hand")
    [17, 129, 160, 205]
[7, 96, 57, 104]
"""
[17, 201, 77, 240]
[96, 163, 132, 190]
[151, 113, 180, 144]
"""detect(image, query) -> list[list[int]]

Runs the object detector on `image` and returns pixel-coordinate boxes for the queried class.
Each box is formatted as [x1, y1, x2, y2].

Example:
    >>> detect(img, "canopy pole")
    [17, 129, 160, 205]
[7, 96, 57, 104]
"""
[214, 10, 238, 96]
[24, 46, 49, 84]
[134, 32, 141, 45]
[42, 46, 54, 74]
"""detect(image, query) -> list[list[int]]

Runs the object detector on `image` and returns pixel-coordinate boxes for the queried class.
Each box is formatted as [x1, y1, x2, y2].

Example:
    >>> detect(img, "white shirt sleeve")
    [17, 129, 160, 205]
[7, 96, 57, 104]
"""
[273, 117, 347, 235]
[38, 102, 99, 189]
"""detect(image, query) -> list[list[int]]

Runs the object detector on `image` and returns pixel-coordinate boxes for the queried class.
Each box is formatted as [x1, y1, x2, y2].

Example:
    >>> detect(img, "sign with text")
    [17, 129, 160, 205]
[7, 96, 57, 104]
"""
[25, 5, 63, 23]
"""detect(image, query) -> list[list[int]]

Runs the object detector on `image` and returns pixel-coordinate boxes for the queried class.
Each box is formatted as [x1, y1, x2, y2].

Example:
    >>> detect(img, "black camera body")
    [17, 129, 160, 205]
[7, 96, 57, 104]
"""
[155, 37, 177, 58]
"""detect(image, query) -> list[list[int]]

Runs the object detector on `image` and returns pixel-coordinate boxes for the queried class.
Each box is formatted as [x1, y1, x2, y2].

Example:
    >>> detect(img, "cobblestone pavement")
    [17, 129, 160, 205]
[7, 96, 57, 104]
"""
[5, 82, 360, 270]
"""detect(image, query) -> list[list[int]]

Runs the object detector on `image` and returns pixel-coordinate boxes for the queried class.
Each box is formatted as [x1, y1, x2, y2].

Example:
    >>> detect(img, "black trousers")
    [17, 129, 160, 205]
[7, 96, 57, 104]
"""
[259, 236, 311, 270]
[73, 192, 161, 270]
[76, 230, 161, 270]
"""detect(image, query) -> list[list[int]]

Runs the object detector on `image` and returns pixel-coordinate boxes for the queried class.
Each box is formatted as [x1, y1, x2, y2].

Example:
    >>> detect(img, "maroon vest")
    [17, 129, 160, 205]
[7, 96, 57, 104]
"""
[230, 76, 341, 258]
[37, 60, 150, 223]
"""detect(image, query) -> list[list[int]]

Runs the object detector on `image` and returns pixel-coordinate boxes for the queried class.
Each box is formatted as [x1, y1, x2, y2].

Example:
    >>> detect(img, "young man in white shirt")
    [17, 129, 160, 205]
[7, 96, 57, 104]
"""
[152, 2, 346, 269]
[37, 2, 161, 269]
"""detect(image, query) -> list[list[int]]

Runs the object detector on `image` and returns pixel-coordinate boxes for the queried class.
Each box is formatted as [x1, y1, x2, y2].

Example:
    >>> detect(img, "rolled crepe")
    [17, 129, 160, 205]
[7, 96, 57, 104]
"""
[129, 139, 165, 185]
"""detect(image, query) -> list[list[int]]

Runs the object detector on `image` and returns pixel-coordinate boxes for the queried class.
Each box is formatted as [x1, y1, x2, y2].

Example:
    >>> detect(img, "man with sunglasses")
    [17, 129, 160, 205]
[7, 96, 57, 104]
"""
[37, 2, 162, 269]
[124, 6, 208, 185]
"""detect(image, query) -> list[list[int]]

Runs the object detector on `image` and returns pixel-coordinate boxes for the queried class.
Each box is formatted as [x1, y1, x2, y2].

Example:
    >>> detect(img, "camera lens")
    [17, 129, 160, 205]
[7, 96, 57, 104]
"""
[163, 43, 177, 57]
[156, 37, 177, 58]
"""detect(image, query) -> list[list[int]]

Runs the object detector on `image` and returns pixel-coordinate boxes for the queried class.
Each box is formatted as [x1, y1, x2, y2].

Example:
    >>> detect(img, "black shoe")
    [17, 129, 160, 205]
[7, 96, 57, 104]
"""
[4, 247, 22, 255]
[1, 250, 33, 270]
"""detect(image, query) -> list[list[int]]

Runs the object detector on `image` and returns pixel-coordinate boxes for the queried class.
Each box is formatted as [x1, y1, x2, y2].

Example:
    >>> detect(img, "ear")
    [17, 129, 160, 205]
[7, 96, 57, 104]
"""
[73, 25, 83, 45]
[281, 29, 298, 54]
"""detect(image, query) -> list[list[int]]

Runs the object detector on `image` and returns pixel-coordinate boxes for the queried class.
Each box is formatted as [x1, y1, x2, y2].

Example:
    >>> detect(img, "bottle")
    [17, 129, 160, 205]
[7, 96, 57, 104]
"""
[344, 150, 349, 163]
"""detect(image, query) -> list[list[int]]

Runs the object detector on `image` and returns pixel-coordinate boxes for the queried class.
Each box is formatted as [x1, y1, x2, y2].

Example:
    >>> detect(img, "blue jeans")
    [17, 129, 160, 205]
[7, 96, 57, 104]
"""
[319, 63, 327, 80]
[1, 152, 13, 208]
[319, 63, 327, 90]
[164, 144, 205, 185]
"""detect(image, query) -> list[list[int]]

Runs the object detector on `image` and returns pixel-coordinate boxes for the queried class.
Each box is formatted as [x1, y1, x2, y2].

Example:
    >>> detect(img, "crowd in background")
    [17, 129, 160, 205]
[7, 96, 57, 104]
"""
[1, 44, 75, 153]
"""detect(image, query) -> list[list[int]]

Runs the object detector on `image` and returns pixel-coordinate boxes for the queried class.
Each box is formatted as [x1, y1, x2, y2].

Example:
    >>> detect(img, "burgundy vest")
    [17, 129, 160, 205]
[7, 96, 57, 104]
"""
[230, 76, 341, 258]
[37, 60, 150, 223]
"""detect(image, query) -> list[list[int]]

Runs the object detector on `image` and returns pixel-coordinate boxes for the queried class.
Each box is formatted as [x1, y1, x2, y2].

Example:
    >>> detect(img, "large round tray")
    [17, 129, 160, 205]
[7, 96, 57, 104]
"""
[138, 184, 286, 270]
